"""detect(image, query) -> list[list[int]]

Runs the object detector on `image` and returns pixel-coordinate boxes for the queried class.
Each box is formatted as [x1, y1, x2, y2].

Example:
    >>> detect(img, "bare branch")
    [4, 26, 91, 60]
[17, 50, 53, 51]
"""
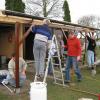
[26, 0, 42, 7]
[47, 0, 59, 16]
[25, 0, 63, 18]
[78, 15, 100, 29]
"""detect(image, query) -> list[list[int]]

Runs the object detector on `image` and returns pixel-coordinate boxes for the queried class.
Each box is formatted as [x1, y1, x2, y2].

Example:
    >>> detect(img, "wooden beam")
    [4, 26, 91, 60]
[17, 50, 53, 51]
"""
[0, 12, 99, 32]
[2, 10, 100, 31]
[32, 20, 84, 31]
[0, 15, 32, 24]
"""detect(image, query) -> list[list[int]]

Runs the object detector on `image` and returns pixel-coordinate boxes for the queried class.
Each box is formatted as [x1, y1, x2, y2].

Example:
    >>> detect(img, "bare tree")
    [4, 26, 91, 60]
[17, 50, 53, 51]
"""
[78, 15, 100, 38]
[24, 0, 63, 18]
[78, 15, 96, 27]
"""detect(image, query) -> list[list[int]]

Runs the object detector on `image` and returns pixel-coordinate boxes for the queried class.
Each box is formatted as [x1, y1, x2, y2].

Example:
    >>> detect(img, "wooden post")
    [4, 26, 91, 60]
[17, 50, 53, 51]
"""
[83, 32, 87, 65]
[15, 22, 20, 93]
[19, 24, 24, 57]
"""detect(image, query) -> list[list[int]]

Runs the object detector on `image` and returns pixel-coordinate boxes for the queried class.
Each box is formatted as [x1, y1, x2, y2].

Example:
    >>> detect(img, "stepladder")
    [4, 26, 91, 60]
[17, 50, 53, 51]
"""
[34, 34, 66, 86]
[49, 35, 66, 86]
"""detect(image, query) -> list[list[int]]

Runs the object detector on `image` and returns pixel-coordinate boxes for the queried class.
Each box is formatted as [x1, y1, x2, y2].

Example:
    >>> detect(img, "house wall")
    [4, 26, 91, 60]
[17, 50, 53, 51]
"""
[0, 29, 15, 58]
[0, 24, 24, 58]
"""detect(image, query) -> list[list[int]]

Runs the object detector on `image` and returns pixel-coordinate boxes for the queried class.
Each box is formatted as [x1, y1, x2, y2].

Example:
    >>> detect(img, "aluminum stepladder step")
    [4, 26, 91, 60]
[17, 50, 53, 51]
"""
[50, 35, 65, 86]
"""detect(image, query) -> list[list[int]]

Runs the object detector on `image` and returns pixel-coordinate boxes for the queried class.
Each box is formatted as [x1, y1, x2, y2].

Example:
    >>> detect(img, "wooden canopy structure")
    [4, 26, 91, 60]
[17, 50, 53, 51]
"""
[1, 10, 100, 31]
[0, 10, 100, 91]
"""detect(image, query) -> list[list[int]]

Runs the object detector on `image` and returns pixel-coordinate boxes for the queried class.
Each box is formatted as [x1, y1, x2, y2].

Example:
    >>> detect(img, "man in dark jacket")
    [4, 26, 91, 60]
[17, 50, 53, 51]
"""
[86, 32, 96, 67]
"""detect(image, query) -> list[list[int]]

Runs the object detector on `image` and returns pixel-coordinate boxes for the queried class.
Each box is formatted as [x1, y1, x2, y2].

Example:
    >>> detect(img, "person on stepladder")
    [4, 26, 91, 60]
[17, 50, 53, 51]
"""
[28, 19, 52, 81]
[64, 30, 82, 86]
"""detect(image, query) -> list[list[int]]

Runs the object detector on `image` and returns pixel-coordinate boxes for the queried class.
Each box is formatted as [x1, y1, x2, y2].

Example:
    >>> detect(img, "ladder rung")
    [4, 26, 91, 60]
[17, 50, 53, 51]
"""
[54, 70, 62, 73]
[54, 82, 69, 87]
[52, 56, 60, 58]
[54, 82, 64, 86]
[55, 78, 63, 81]
[52, 63, 60, 65]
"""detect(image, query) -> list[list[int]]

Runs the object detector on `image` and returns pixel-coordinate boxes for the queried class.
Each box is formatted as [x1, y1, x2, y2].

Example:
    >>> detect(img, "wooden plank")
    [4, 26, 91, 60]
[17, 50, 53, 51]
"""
[0, 15, 32, 24]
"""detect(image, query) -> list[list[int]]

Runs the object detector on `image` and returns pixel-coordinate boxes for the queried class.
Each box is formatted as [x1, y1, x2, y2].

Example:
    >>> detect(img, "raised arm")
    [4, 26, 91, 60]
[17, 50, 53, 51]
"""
[19, 23, 35, 46]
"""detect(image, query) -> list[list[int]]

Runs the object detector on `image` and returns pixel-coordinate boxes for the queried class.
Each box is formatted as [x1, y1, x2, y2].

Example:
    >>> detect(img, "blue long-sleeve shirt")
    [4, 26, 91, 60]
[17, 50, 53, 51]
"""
[32, 24, 52, 42]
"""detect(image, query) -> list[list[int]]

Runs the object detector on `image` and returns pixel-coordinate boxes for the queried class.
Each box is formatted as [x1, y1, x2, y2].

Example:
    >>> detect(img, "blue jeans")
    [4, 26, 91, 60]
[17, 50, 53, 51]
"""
[6, 73, 26, 87]
[33, 40, 47, 76]
[65, 56, 82, 81]
[87, 50, 94, 67]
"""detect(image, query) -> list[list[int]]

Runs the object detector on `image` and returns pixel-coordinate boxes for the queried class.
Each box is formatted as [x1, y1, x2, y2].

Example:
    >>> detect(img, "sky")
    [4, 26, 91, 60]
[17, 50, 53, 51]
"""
[0, 0, 5, 10]
[67, 0, 100, 23]
[0, 0, 100, 23]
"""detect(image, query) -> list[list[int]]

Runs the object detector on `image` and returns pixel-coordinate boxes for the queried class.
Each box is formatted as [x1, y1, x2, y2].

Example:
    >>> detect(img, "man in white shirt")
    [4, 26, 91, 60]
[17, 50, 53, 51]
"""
[3, 53, 27, 87]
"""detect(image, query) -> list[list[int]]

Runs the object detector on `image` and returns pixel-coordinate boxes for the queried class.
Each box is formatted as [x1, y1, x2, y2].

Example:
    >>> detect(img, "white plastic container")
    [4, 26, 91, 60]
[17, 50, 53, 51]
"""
[30, 82, 47, 100]
[78, 98, 93, 100]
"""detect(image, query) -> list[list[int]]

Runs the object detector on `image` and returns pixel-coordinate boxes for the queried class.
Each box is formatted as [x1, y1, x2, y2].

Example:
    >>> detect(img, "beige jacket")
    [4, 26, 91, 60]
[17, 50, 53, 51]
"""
[8, 57, 27, 78]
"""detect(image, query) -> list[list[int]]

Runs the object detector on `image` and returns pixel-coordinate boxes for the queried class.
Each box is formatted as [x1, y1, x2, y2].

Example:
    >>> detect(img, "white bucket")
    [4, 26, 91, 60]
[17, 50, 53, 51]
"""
[78, 98, 93, 100]
[30, 82, 47, 100]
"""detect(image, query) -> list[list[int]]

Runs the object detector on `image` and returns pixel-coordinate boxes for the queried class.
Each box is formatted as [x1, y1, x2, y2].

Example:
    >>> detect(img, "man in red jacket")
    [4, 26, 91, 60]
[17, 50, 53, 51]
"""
[64, 30, 82, 84]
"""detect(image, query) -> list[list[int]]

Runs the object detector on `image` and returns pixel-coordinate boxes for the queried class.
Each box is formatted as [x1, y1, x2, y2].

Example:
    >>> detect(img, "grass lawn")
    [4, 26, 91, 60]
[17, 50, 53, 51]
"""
[47, 68, 100, 100]
[0, 67, 100, 100]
